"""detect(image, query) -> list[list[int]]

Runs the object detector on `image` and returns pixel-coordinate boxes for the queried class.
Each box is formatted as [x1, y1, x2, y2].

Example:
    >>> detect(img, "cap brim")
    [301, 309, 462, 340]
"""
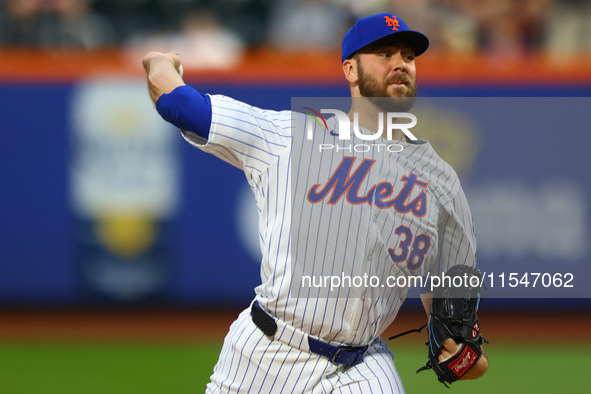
[378, 30, 430, 57]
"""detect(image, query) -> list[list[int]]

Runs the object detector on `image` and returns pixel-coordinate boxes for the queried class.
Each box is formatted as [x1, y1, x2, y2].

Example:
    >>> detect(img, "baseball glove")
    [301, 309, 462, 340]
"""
[417, 265, 488, 387]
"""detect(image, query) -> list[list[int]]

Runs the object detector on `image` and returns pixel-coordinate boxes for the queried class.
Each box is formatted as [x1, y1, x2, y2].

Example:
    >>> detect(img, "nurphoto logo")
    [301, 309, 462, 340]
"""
[304, 108, 417, 153]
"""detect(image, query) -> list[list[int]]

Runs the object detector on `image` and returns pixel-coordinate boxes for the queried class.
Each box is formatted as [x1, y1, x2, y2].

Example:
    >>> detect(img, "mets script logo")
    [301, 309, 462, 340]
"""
[307, 157, 428, 217]
[384, 15, 400, 31]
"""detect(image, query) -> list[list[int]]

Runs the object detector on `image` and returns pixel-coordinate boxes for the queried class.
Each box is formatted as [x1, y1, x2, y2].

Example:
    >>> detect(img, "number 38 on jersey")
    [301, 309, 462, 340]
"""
[307, 156, 432, 270]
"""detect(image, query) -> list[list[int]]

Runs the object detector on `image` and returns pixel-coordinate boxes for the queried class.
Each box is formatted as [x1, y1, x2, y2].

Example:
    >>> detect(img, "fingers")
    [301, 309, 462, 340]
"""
[141, 51, 160, 72]
[168, 51, 181, 69]
[438, 338, 461, 362]
[142, 51, 181, 73]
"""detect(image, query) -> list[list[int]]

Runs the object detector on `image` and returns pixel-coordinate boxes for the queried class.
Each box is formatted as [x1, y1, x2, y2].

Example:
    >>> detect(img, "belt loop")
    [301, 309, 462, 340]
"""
[251, 301, 278, 337]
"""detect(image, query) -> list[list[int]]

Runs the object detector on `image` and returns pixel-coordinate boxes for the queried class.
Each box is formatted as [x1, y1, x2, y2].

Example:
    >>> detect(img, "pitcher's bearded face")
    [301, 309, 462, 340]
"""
[354, 39, 418, 111]
[357, 58, 417, 99]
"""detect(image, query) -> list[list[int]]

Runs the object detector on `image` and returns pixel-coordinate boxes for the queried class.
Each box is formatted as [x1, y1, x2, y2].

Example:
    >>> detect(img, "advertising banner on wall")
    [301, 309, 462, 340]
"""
[69, 79, 180, 303]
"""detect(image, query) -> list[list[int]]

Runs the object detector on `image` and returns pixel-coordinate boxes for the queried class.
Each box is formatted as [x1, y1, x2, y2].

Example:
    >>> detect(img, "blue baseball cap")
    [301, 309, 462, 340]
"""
[341, 13, 429, 63]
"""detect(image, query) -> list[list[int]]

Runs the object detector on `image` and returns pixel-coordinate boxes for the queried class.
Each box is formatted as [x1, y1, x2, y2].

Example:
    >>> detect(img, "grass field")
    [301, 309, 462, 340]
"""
[1, 342, 589, 393]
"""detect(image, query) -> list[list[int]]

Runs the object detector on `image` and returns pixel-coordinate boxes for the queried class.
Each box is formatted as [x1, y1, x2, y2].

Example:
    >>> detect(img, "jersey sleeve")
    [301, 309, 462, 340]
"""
[424, 186, 478, 290]
[180, 94, 292, 177]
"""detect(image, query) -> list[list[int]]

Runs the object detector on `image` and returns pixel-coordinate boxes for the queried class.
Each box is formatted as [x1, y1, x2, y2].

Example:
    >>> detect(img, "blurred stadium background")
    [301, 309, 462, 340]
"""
[1, 0, 590, 393]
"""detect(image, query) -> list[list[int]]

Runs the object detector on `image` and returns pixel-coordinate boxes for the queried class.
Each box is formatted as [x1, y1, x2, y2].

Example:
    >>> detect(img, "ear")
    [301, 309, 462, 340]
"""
[342, 58, 358, 85]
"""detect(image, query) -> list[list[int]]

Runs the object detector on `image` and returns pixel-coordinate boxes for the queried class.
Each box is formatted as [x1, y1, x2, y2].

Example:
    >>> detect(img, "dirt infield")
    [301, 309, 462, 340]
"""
[1, 307, 589, 345]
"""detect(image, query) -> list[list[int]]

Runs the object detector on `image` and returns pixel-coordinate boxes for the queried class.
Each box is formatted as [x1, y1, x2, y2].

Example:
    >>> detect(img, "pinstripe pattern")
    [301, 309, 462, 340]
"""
[206, 308, 405, 394]
[182, 95, 477, 393]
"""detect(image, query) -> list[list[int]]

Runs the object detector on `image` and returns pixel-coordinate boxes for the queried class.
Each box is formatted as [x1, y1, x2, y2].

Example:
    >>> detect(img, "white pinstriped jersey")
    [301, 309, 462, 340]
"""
[181, 94, 477, 348]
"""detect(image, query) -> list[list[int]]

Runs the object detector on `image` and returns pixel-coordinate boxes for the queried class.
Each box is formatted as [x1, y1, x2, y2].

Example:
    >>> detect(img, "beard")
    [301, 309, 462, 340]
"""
[357, 60, 417, 112]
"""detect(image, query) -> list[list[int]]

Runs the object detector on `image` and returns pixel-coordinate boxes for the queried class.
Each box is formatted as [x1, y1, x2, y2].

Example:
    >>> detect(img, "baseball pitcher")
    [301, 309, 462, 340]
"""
[143, 12, 488, 393]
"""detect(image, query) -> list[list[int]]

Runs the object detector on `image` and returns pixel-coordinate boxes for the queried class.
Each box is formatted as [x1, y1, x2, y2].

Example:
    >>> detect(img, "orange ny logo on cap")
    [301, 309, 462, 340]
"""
[384, 15, 400, 31]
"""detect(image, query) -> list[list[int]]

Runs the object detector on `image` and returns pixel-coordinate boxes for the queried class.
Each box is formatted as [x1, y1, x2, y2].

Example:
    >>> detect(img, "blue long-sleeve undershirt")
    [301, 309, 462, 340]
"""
[156, 85, 212, 140]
